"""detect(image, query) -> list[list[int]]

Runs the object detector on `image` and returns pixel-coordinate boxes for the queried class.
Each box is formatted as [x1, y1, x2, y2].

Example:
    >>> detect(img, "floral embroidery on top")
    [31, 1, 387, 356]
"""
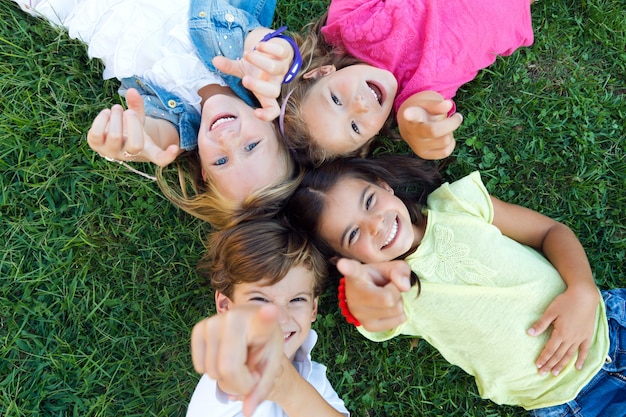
[416, 224, 496, 285]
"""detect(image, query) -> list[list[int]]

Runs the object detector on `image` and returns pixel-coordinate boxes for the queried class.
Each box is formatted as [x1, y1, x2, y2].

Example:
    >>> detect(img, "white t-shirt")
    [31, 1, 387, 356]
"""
[186, 330, 349, 417]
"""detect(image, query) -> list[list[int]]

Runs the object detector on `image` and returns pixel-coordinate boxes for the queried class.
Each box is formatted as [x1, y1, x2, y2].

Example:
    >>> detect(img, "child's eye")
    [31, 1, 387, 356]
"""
[291, 297, 307, 303]
[245, 141, 259, 152]
[351, 121, 360, 134]
[214, 157, 228, 166]
[331, 94, 341, 105]
[250, 296, 269, 303]
[348, 228, 359, 245]
[365, 194, 374, 209]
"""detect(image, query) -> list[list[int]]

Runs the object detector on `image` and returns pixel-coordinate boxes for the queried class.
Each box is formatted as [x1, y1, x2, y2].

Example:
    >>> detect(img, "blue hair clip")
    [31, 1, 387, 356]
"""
[259, 26, 302, 84]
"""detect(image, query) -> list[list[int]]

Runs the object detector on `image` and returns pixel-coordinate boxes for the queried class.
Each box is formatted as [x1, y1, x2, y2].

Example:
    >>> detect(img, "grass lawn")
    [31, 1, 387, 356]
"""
[1, 0, 624, 415]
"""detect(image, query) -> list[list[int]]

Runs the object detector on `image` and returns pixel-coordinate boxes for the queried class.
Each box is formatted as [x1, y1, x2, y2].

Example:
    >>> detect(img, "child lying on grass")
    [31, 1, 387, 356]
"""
[188, 218, 349, 417]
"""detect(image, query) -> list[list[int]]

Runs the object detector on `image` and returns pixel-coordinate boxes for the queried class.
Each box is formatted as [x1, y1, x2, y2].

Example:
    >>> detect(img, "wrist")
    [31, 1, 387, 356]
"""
[258, 26, 302, 83]
[266, 356, 293, 404]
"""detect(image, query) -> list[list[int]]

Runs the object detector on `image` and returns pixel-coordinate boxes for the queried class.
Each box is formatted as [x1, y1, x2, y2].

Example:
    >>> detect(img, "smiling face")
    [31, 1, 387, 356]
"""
[198, 93, 289, 203]
[318, 176, 422, 263]
[300, 65, 397, 155]
[216, 265, 318, 361]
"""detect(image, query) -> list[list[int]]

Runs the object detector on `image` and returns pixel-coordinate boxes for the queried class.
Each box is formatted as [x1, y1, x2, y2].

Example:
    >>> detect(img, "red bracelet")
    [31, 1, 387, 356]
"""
[338, 277, 361, 326]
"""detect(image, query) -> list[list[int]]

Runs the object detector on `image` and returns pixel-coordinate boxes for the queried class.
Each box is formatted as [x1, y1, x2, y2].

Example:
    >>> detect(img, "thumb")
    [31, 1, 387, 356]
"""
[527, 311, 555, 337]
[402, 106, 427, 124]
[213, 56, 244, 78]
[151, 144, 180, 167]
[254, 98, 280, 122]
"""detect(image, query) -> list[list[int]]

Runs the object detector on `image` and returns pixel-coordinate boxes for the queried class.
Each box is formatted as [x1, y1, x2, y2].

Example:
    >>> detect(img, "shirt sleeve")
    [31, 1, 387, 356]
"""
[309, 362, 350, 416]
[426, 171, 494, 224]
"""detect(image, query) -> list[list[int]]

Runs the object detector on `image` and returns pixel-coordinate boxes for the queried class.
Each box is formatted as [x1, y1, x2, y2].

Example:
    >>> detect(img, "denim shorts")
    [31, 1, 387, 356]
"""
[529, 289, 626, 417]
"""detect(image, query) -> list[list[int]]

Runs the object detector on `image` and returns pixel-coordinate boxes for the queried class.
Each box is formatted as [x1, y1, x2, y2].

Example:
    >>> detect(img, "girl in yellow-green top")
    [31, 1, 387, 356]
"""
[285, 154, 625, 416]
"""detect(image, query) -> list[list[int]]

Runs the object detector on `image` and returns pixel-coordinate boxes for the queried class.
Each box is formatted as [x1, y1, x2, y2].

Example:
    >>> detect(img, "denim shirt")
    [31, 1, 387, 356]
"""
[118, 0, 276, 150]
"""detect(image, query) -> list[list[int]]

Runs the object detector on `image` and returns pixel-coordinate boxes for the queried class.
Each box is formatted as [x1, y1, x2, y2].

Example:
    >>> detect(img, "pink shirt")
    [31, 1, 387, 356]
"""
[322, 0, 534, 112]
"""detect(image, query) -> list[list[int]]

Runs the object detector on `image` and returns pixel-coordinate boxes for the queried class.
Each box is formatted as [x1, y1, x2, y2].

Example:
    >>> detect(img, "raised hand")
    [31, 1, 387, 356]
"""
[87, 88, 181, 166]
[397, 90, 463, 160]
[190, 305, 285, 417]
[213, 29, 295, 121]
[336, 258, 412, 332]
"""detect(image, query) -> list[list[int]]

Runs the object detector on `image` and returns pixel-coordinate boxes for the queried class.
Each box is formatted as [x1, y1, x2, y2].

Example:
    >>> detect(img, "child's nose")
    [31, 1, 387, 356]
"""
[352, 95, 369, 113]
[276, 304, 290, 325]
[366, 214, 384, 235]
[217, 128, 238, 145]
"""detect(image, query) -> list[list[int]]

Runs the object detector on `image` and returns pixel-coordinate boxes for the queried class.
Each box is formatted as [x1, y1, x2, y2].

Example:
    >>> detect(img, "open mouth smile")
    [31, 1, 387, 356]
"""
[366, 82, 383, 106]
[381, 217, 399, 249]
[210, 114, 237, 131]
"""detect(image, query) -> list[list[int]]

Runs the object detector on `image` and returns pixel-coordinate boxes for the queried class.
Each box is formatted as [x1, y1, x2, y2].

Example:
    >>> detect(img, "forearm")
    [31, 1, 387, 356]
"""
[541, 223, 599, 300]
[269, 357, 345, 417]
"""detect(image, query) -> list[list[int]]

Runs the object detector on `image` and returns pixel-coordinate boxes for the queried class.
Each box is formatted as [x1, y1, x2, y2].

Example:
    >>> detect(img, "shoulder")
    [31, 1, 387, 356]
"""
[426, 172, 493, 223]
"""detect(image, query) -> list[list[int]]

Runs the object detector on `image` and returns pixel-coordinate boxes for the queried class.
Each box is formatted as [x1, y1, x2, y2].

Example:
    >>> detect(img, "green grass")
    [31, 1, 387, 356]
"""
[1, 0, 624, 415]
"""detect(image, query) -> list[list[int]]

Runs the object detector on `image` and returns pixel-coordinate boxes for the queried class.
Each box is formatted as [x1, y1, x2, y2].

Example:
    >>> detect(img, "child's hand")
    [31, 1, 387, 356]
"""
[87, 88, 180, 167]
[213, 34, 294, 121]
[397, 90, 463, 160]
[191, 305, 284, 417]
[336, 258, 411, 332]
[527, 286, 600, 376]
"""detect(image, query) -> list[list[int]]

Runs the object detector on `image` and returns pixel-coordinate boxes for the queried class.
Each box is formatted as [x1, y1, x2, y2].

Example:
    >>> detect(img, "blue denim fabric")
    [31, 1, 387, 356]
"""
[529, 289, 626, 417]
[118, 0, 276, 151]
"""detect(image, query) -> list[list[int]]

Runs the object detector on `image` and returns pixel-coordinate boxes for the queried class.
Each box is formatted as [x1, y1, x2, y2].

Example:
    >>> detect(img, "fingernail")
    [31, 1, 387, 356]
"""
[527, 328, 536, 336]
[552, 370, 560, 376]
[402, 276, 411, 289]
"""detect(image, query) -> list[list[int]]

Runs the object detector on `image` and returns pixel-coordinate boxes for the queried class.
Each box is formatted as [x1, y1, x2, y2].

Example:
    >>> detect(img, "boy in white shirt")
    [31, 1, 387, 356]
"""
[188, 218, 349, 417]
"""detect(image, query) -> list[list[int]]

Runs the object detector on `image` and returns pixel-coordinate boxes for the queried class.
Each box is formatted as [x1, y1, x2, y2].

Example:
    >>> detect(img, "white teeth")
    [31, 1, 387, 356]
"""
[382, 219, 398, 248]
[283, 332, 293, 340]
[367, 82, 382, 105]
[211, 116, 235, 130]
[368, 86, 378, 101]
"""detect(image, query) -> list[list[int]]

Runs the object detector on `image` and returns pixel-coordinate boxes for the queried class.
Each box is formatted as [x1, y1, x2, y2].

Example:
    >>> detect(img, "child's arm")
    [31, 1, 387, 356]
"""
[191, 305, 348, 417]
[213, 27, 296, 121]
[266, 356, 347, 417]
[335, 258, 412, 332]
[491, 197, 601, 376]
[87, 88, 182, 166]
[397, 91, 464, 160]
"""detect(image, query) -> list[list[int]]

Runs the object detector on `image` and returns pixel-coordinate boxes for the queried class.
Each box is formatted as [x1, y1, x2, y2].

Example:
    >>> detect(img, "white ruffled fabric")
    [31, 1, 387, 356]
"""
[17, 0, 225, 112]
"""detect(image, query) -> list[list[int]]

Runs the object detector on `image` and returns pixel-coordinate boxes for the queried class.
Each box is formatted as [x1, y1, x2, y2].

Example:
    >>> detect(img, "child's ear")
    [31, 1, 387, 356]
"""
[201, 169, 207, 183]
[303, 65, 336, 80]
[214, 291, 233, 313]
[311, 297, 319, 322]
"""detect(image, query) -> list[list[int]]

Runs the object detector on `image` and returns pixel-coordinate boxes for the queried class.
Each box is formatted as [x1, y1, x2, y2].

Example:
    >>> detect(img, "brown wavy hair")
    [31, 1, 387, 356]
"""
[198, 216, 328, 299]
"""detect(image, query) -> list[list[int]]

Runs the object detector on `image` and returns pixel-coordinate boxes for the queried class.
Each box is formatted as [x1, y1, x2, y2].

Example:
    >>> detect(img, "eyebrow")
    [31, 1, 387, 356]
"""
[340, 184, 370, 246]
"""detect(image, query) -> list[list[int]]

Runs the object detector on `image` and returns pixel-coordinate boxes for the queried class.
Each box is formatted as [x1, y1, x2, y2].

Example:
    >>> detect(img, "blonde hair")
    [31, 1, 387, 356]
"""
[198, 216, 328, 300]
[156, 143, 298, 230]
[280, 13, 395, 167]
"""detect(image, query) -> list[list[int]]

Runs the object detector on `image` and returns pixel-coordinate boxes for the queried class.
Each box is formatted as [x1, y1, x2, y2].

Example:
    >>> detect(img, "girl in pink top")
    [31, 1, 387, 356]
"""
[279, 0, 534, 164]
